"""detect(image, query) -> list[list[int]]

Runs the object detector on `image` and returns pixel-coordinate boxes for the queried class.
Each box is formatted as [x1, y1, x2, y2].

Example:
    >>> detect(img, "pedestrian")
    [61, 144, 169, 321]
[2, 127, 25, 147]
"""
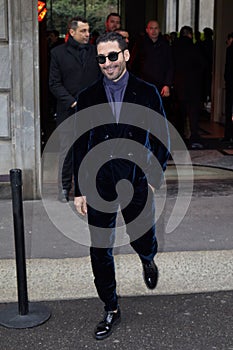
[49, 16, 101, 202]
[129, 20, 174, 121]
[47, 29, 65, 51]
[221, 31, 233, 143]
[172, 25, 206, 148]
[73, 32, 170, 340]
[105, 12, 121, 33]
[202, 27, 214, 105]
[114, 27, 129, 45]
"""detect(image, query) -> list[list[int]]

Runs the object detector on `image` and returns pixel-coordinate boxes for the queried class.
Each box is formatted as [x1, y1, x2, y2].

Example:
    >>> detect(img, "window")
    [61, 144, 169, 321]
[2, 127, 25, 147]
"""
[165, 0, 214, 34]
[47, 0, 120, 35]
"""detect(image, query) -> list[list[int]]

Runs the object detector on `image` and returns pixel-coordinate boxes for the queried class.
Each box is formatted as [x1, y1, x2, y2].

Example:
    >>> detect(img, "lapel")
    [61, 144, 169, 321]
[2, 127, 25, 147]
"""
[117, 74, 138, 124]
[123, 74, 138, 104]
[92, 80, 116, 125]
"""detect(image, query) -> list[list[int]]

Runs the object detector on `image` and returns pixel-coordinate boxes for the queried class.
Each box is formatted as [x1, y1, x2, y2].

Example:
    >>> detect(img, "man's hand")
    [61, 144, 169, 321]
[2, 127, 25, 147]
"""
[74, 196, 87, 216]
[161, 85, 170, 97]
[148, 184, 155, 193]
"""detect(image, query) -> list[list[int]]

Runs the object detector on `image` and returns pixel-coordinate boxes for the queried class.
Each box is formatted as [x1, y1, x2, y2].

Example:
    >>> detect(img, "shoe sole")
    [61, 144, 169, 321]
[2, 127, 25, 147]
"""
[94, 317, 121, 340]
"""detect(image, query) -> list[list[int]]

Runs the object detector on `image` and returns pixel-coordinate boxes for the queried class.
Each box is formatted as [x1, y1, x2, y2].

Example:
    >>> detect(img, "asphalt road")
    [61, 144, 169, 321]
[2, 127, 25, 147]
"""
[0, 291, 233, 350]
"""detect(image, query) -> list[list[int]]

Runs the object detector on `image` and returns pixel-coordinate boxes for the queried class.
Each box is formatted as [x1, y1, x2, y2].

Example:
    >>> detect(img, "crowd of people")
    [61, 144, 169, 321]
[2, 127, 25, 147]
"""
[48, 15, 223, 155]
[47, 14, 233, 340]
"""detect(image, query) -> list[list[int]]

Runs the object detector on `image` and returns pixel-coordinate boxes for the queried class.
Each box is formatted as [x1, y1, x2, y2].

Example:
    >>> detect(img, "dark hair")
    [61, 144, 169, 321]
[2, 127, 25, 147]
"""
[180, 25, 193, 37]
[96, 31, 128, 51]
[51, 29, 60, 37]
[114, 27, 128, 33]
[68, 16, 88, 31]
[203, 27, 213, 38]
[106, 12, 121, 22]
[227, 32, 233, 39]
[170, 31, 177, 38]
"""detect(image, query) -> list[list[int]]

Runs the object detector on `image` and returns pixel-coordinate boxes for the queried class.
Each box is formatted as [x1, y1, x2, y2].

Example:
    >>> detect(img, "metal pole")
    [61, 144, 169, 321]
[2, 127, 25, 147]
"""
[0, 169, 51, 329]
[10, 169, 28, 315]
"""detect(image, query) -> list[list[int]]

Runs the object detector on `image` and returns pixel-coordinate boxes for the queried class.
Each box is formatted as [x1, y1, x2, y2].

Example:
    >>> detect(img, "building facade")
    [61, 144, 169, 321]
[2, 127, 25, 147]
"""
[0, 0, 232, 199]
[0, 0, 40, 198]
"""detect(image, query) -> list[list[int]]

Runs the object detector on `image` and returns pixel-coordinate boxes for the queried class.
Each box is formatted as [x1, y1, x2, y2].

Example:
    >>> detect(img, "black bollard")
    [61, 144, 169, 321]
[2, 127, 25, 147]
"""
[0, 169, 51, 328]
[10, 168, 29, 315]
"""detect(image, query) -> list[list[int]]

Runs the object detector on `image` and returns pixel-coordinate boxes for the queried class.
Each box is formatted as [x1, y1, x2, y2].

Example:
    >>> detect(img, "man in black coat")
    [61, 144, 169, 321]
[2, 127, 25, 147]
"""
[49, 16, 101, 201]
[172, 26, 206, 149]
[222, 32, 233, 143]
[129, 20, 174, 120]
[73, 32, 170, 340]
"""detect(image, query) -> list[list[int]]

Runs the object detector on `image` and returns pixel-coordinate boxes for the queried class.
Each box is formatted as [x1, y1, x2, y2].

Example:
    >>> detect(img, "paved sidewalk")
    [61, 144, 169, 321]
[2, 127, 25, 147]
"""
[0, 149, 233, 349]
[0, 149, 233, 302]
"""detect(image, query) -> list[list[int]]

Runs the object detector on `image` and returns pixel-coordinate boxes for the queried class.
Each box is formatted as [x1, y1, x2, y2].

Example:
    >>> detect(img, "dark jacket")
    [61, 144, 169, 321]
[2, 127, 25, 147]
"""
[172, 36, 206, 102]
[129, 33, 174, 91]
[224, 41, 233, 90]
[73, 73, 170, 196]
[49, 36, 101, 123]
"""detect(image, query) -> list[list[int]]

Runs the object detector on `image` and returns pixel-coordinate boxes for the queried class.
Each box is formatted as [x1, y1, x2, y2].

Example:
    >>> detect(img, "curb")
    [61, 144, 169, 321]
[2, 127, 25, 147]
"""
[1, 250, 232, 303]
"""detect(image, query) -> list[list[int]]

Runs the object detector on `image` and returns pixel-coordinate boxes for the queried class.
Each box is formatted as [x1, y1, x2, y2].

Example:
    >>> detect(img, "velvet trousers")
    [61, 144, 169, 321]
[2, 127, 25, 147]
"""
[86, 166, 157, 311]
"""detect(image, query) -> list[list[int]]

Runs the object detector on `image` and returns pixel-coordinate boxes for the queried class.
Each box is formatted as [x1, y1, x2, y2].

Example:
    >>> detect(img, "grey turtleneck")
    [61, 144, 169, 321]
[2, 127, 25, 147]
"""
[103, 71, 129, 123]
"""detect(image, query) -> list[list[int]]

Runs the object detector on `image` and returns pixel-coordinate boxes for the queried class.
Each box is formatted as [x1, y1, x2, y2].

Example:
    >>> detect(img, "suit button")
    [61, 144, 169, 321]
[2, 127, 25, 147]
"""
[104, 134, 109, 139]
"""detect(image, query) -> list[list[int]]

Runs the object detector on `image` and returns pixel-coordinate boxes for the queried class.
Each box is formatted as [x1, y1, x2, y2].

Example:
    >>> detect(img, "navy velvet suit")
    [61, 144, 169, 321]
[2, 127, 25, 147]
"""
[73, 73, 170, 311]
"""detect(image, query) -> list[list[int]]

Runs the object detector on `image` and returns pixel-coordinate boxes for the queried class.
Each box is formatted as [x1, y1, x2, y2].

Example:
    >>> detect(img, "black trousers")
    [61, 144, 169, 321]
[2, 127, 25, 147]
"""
[57, 120, 73, 192]
[175, 100, 201, 142]
[86, 168, 157, 311]
[224, 87, 233, 139]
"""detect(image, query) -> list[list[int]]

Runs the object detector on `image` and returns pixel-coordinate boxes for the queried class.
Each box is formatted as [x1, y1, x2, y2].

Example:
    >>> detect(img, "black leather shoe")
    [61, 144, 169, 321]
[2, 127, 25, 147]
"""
[94, 308, 121, 340]
[58, 189, 69, 202]
[142, 260, 159, 289]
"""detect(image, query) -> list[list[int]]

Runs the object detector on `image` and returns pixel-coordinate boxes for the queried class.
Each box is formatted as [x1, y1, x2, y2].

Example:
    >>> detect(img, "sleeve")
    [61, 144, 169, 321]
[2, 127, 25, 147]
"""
[147, 86, 170, 189]
[164, 44, 174, 87]
[224, 47, 233, 85]
[72, 131, 89, 197]
[49, 48, 76, 110]
[72, 93, 90, 197]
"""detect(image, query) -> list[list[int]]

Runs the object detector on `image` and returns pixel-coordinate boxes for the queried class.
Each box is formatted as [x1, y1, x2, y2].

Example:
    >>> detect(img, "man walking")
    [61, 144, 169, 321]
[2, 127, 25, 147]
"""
[49, 16, 101, 202]
[73, 32, 170, 340]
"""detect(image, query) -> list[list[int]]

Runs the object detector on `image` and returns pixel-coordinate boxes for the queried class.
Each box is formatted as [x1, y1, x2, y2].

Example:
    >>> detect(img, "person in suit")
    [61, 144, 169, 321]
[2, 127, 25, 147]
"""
[49, 16, 101, 202]
[172, 25, 206, 149]
[222, 31, 233, 143]
[129, 20, 174, 123]
[105, 12, 121, 33]
[73, 32, 170, 340]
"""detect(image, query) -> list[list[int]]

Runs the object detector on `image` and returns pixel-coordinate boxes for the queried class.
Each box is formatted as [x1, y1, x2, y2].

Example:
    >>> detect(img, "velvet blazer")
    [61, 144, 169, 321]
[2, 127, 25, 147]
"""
[73, 73, 170, 197]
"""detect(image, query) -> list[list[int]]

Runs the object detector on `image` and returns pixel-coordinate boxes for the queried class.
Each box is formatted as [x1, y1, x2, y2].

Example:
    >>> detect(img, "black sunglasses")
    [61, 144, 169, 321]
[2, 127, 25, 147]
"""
[96, 50, 124, 64]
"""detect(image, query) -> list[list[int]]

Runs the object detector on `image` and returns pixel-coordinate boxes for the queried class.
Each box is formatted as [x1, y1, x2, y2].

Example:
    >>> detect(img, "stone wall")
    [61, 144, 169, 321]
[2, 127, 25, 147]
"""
[0, 0, 41, 199]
